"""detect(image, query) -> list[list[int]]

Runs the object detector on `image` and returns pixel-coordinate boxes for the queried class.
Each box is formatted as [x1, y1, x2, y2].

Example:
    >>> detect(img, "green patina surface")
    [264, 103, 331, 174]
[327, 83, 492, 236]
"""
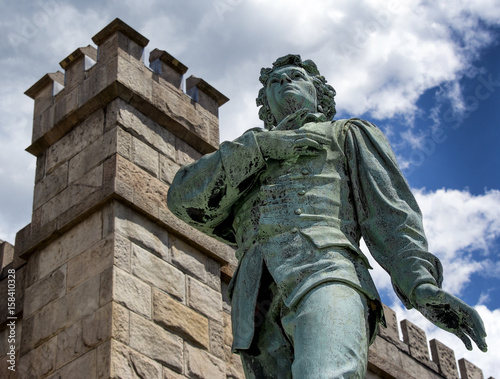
[167, 54, 486, 378]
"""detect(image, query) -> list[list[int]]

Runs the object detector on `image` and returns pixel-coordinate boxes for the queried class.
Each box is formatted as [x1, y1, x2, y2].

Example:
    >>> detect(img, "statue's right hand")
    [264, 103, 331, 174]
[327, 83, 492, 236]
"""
[256, 130, 327, 160]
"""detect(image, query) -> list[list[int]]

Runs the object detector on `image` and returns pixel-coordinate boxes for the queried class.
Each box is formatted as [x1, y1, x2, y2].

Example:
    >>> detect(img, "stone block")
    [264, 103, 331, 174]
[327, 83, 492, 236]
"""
[55, 319, 85, 368]
[40, 163, 103, 226]
[37, 107, 56, 140]
[116, 125, 132, 159]
[223, 312, 233, 348]
[78, 61, 111, 107]
[147, 69, 219, 154]
[226, 351, 245, 379]
[152, 288, 209, 349]
[401, 318, 430, 363]
[21, 273, 100, 355]
[117, 56, 153, 101]
[25, 210, 102, 286]
[67, 236, 113, 291]
[33, 160, 68, 210]
[64, 86, 79, 116]
[459, 358, 484, 379]
[24, 264, 67, 318]
[160, 155, 180, 185]
[185, 76, 229, 117]
[188, 277, 223, 322]
[92, 18, 149, 63]
[101, 201, 115, 238]
[115, 187, 169, 259]
[158, 206, 238, 272]
[221, 280, 232, 314]
[114, 232, 131, 272]
[54, 302, 111, 368]
[110, 339, 162, 379]
[100, 266, 114, 306]
[47, 349, 96, 379]
[429, 339, 458, 378]
[186, 344, 225, 379]
[112, 99, 176, 161]
[368, 335, 404, 373]
[67, 127, 116, 184]
[45, 108, 104, 175]
[82, 302, 113, 349]
[113, 267, 151, 318]
[35, 152, 46, 184]
[132, 136, 159, 177]
[209, 320, 225, 359]
[149, 48, 188, 90]
[378, 303, 400, 344]
[170, 236, 207, 282]
[112, 302, 130, 344]
[59, 46, 97, 90]
[131, 244, 185, 301]
[96, 339, 111, 378]
[18, 335, 57, 379]
[163, 366, 186, 379]
[25, 71, 64, 122]
[129, 312, 183, 371]
[206, 257, 221, 291]
[175, 138, 202, 166]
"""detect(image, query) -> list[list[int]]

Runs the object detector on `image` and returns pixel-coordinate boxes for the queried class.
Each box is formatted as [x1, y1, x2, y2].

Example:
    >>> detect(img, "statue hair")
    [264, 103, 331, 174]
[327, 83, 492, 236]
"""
[256, 54, 337, 129]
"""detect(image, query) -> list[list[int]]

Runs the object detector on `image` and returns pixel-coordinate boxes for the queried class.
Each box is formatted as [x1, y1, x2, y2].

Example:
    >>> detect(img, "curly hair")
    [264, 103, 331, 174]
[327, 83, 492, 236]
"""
[256, 54, 336, 129]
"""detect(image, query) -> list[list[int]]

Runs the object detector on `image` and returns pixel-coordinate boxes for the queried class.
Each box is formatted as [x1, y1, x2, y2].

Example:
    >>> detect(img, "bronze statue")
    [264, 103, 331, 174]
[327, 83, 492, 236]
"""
[167, 54, 487, 378]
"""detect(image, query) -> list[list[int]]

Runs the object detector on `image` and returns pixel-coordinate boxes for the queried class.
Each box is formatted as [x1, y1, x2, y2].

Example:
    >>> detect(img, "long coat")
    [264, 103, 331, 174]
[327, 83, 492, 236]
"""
[167, 117, 443, 351]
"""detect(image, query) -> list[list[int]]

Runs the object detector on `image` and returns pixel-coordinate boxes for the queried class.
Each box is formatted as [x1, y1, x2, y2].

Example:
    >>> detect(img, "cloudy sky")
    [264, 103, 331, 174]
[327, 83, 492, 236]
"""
[1, 0, 499, 376]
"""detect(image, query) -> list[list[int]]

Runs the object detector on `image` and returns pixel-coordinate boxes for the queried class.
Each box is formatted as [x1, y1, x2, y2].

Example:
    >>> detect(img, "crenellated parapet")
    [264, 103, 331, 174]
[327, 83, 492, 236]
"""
[369, 303, 494, 379]
[24, 18, 226, 158]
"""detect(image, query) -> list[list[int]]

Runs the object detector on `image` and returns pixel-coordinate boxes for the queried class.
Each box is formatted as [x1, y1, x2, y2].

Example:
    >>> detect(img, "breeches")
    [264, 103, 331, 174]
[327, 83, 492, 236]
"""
[238, 266, 371, 379]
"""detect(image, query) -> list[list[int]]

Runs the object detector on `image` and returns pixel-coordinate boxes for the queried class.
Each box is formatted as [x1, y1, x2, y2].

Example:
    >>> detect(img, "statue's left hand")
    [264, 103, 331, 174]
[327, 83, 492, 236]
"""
[413, 283, 487, 352]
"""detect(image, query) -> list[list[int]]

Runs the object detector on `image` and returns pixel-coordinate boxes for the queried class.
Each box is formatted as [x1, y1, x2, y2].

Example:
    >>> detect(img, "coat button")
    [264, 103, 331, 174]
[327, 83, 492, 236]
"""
[235, 216, 240, 223]
[301, 169, 309, 175]
[291, 227, 298, 233]
[298, 189, 306, 196]
[294, 208, 302, 215]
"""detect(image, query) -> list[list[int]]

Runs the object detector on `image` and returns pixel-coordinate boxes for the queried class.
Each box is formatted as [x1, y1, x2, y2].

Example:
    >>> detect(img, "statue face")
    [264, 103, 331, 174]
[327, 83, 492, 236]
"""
[265, 66, 317, 123]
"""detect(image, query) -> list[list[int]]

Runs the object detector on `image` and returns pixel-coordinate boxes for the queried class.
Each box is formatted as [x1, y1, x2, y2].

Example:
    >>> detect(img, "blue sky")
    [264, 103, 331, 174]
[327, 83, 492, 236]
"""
[1, 1, 499, 376]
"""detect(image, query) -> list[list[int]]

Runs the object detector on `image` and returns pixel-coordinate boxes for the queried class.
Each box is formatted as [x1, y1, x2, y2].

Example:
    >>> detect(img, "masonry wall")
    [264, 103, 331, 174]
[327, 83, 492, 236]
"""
[0, 18, 493, 379]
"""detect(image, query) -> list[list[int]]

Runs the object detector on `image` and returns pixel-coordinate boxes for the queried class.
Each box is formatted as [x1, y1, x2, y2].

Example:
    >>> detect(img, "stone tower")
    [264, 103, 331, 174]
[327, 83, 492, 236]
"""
[0, 18, 494, 379]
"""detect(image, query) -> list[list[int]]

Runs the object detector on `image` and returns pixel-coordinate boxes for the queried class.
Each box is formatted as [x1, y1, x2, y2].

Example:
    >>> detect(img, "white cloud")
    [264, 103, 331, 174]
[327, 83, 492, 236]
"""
[414, 188, 500, 258]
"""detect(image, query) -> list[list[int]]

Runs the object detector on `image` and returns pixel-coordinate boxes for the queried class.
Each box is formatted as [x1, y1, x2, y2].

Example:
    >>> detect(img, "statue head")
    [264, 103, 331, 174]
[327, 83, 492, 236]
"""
[257, 54, 336, 129]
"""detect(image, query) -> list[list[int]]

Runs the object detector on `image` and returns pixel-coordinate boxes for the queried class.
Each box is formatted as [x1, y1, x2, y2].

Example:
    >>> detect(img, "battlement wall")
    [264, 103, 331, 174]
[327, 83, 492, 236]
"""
[369, 303, 493, 379]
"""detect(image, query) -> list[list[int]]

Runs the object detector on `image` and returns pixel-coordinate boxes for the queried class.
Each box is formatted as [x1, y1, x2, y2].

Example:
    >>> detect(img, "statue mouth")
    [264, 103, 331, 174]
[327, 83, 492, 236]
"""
[280, 84, 298, 94]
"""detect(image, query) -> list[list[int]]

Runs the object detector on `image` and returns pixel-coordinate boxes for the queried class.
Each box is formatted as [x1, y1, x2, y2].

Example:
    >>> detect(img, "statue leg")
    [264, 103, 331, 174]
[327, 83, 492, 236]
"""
[239, 266, 293, 379]
[281, 282, 370, 379]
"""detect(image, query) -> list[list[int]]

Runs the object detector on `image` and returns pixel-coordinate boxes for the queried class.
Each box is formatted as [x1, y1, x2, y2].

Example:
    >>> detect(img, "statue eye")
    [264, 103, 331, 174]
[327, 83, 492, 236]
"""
[293, 71, 304, 79]
[269, 78, 279, 85]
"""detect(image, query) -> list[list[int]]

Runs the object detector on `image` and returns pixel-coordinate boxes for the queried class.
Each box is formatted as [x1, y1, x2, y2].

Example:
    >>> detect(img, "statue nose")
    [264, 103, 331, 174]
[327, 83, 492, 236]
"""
[280, 73, 292, 85]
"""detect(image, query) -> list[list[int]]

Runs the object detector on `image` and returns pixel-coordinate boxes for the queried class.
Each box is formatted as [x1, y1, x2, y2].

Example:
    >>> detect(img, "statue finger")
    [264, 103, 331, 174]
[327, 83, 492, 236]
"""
[456, 330, 473, 351]
[294, 137, 324, 150]
[462, 315, 488, 352]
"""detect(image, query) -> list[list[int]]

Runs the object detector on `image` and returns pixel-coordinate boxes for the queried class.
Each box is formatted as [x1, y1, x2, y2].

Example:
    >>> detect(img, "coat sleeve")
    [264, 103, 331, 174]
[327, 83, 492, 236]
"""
[167, 129, 267, 244]
[344, 118, 443, 309]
